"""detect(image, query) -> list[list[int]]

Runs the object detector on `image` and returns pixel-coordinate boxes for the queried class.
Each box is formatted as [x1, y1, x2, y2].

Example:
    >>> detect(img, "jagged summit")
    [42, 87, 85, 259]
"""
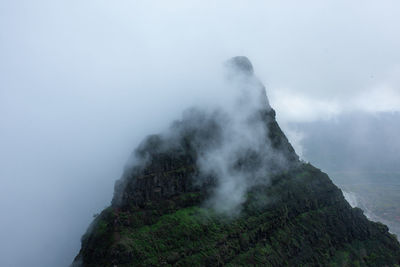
[110, 56, 296, 210]
[73, 57, 400, 267]
[226, 56, 254, 75]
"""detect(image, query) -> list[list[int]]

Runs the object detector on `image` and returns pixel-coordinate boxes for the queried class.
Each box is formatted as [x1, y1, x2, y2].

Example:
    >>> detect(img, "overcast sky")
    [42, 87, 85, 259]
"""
[1, 1, 400, 266]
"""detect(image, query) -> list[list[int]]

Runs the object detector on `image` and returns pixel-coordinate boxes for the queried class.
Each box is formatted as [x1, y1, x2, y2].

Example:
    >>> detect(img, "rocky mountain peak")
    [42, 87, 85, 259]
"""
[73, 57, 400, 267]
[226, 56, 254, 75]
[110, 57, 297, 210]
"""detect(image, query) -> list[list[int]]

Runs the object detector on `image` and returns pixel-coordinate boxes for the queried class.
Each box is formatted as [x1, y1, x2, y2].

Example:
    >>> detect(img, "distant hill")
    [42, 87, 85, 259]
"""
[294, 112, 400, 173]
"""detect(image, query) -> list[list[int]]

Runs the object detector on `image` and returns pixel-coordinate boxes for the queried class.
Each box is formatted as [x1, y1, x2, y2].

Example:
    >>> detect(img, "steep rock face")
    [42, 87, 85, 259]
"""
[111, 107, 298, 210]
[73, 57, 400, 266]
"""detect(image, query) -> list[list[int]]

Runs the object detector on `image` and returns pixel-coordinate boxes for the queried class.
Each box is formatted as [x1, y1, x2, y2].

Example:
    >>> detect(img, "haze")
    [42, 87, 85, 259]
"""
[1, 1, 399, 266]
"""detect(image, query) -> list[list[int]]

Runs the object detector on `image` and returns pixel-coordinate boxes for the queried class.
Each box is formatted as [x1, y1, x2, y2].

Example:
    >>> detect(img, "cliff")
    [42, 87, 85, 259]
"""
[73, 57, 400, 266]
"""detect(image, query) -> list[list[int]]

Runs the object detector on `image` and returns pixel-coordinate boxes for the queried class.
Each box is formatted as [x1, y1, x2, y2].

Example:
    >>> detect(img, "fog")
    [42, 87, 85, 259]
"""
[289, 112, 400, 238]
[1, 1, 400, 266]
[111, 57, 294, 219]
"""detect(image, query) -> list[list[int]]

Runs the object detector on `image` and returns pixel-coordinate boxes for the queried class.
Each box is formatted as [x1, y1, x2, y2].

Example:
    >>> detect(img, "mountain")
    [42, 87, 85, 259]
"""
[72, 57, 400, 266]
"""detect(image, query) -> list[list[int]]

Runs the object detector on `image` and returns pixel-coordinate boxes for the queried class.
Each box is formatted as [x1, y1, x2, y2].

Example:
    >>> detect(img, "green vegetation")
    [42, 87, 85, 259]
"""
[75, 164, 400, 266]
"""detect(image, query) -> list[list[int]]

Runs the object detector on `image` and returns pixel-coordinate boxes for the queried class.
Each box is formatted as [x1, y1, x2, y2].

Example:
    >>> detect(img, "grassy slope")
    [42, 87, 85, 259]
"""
[75, 164, 400, 266]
